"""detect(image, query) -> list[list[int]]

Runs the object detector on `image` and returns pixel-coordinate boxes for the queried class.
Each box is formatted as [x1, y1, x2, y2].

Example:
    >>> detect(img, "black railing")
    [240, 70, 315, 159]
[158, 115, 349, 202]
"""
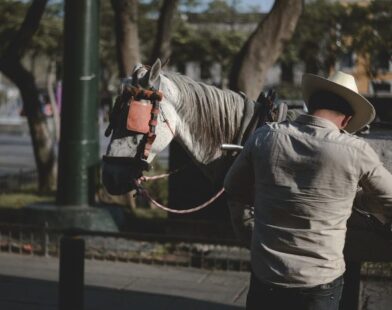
[0, 222, 250, 271]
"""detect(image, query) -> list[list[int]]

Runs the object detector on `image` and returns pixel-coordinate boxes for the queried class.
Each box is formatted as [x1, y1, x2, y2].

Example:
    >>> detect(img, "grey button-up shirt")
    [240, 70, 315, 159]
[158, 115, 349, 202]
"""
[224, 114, 392, 287]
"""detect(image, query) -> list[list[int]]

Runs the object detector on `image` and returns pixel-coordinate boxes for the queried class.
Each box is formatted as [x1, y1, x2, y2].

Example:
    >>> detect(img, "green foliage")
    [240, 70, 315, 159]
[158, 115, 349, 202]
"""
[0, 0, 257, 85]
[136, 0, 253, 81]
[172, 24, 247, 77]
[0, 190, 54, 209]
[274, 82, 302, 100]
[100, 1, 118, 82]
[171, 1, 252, 78]
[30, 1, 63, 59]
[0, 192, 51, 209]
[138, 1, 163, 63]
[343, 1, 392, 75]
[281, 0, 392, 75]
[207, 0, 236, 16]
[281, 0, 347, 73]
[0, 0, 62, 60]
[2, 0, 389, 87]
[0, 1, 28, 56]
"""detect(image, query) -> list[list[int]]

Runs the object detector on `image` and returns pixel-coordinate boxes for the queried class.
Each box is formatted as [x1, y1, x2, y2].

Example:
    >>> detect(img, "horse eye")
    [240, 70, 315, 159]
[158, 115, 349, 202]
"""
[132, 136, 138, 145]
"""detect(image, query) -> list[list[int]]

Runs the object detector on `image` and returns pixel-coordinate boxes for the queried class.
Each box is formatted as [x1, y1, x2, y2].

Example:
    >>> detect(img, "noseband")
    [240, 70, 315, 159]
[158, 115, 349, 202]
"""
[105, 84, 164, 165]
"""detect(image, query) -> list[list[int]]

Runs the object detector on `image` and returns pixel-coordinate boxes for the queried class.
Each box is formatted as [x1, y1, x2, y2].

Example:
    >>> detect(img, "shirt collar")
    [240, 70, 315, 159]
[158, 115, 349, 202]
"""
[295, 114, 339, 131]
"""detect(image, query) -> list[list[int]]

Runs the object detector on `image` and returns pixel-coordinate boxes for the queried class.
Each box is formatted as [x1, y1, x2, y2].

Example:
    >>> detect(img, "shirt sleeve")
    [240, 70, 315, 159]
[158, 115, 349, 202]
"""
[223, 134, 255, 205]
[357, 142, 392, 220]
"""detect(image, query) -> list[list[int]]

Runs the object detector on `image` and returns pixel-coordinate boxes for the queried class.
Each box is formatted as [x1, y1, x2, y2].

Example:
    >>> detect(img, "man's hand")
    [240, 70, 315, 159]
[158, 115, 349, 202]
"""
[228, 200, 253, 249]
[354, 189, 389, 224]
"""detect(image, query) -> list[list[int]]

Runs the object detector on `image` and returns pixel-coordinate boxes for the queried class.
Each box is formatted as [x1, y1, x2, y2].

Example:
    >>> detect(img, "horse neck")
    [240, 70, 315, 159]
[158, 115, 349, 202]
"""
[163, 74, 253, 165]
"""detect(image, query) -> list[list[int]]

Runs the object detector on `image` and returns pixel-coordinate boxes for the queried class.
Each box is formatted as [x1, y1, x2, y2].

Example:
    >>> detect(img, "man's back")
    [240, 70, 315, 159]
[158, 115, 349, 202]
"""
[225, 114, 389, 287]
[225, 71, 390, 309]
[251, 114, 368, 287]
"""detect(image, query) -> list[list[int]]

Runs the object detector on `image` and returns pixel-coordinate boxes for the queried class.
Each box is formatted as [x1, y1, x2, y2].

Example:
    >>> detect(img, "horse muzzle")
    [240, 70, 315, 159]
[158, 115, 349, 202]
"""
[102, 156, 150, 195]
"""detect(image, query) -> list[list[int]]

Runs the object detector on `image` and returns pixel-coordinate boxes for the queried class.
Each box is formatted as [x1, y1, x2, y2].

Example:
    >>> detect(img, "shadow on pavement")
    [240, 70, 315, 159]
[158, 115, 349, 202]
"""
[0, 274, 243, 310]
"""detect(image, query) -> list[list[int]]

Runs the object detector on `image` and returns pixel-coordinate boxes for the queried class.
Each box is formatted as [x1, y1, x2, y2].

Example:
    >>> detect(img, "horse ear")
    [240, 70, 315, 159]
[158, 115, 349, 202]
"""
[148, 59, 162, 85]
[132, 63, 143, 74]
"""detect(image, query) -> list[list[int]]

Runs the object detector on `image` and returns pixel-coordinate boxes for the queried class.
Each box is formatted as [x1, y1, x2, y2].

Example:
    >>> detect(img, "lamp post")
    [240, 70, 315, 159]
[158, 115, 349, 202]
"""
[57, 0, 100, 206]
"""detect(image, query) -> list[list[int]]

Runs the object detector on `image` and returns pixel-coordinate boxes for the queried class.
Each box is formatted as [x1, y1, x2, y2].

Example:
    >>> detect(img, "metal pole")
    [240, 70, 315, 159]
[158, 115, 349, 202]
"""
[57, 0, 100, 206]
[340, 261, 361, 310]
[58, 235, 85, 310]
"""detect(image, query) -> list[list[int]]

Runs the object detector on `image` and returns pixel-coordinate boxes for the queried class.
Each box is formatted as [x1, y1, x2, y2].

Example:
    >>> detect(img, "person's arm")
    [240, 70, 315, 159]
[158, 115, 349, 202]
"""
[224, 136, 254, 204]
[227, 201, 253, 248]
[224, 136, 255, 248]
[355, 143, 392, 222]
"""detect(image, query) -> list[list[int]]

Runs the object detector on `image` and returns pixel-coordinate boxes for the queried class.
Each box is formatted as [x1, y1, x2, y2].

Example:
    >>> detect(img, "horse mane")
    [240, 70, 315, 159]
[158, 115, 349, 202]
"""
[163, 72, 247, 162]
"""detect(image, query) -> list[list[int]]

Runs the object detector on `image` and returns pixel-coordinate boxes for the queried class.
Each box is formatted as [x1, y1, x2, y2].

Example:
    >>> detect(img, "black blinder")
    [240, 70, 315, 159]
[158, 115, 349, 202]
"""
[102, 156, 151, 195]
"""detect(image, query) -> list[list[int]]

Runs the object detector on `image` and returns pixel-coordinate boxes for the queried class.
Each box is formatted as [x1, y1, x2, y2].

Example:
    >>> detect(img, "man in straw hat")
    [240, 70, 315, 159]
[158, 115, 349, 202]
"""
[224, 71, 392, 309]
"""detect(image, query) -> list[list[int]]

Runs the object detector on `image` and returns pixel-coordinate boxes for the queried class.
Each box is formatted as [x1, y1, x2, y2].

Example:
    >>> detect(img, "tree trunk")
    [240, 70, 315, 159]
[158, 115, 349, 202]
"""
[111, 0, 140, 78]
[149, 0, 179, 65]
[229, 0, 303, 100]
[1, 61, 57, 192]
[47, 60, 60, 142]
[0, 0, 56, 192]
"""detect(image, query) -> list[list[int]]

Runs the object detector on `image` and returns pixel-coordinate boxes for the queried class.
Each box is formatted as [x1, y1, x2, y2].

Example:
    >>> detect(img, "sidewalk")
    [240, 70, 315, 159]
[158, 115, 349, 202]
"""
[0, 252, 248, 309]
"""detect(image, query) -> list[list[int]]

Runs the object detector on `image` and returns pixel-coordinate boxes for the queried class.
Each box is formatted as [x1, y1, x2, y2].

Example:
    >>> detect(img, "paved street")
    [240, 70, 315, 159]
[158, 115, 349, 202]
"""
[0, 120, 169, 177]
[0, 133, 34, 176]
[0, 252, 248, 309]
[0, 118, 111, 177]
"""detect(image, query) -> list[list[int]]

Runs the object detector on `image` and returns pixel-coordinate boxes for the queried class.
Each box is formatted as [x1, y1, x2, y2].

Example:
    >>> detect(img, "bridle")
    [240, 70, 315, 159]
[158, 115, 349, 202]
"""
[103, 77, 168, 172]
[105, 85, 163, 153]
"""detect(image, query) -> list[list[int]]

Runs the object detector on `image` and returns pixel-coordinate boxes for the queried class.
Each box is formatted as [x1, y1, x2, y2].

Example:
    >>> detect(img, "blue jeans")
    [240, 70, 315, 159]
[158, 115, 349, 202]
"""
[246, 272, 344, 310]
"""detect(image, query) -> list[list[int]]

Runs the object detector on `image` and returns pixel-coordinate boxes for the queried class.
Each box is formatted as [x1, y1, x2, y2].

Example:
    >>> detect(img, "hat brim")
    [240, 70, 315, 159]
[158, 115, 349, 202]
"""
[302, 74, 375, 133]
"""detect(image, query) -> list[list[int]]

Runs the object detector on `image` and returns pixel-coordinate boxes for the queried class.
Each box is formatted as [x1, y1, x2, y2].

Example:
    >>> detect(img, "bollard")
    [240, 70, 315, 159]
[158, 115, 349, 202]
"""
[58, 235, 85, 310]
[44, 222, 49, 257]
[340, 261, 361, 310]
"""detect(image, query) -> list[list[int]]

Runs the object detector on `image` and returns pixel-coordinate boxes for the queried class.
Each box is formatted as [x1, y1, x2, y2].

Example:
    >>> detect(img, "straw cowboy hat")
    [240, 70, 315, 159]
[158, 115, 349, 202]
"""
[302, 71, 375, 133]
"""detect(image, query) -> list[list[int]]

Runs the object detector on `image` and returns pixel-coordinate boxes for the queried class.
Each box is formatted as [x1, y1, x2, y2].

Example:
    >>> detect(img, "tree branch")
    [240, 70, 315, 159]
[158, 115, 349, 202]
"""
[149, 0, 179, 64]
[229, 0, 303, 99]
[111, 0, 140, 77]
[0, 0, 48, 62]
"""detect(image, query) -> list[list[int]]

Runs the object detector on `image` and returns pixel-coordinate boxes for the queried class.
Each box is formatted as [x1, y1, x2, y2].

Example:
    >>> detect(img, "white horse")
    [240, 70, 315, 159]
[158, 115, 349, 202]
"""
[102, 59, 258, 195]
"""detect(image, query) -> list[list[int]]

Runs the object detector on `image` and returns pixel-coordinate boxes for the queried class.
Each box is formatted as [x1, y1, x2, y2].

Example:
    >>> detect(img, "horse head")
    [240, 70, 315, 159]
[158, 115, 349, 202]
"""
[102, 59, 178, 195]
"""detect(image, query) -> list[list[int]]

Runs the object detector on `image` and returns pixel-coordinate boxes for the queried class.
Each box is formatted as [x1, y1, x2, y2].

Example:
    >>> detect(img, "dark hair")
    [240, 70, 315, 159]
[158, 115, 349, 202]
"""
[308, 91, 354, 116]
